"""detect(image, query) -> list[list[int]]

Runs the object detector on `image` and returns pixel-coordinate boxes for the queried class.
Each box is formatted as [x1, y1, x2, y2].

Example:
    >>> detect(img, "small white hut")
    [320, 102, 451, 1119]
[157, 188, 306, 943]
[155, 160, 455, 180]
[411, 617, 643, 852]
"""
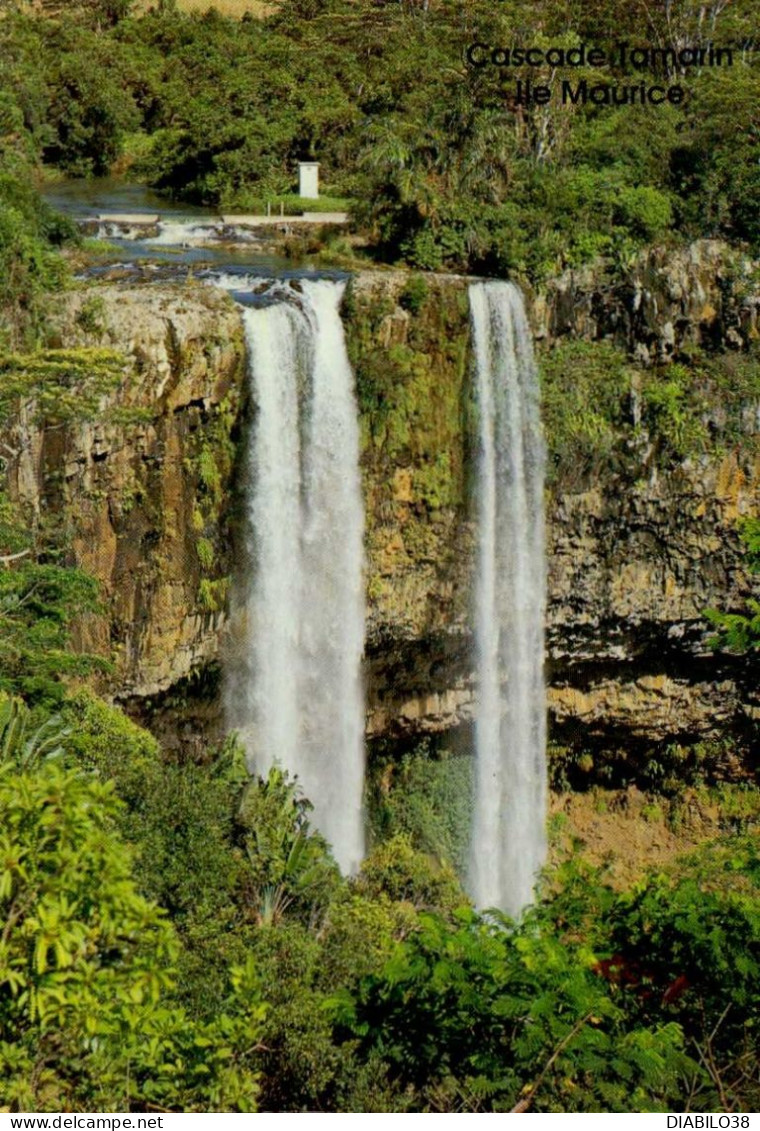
[297, 162, 320, 199]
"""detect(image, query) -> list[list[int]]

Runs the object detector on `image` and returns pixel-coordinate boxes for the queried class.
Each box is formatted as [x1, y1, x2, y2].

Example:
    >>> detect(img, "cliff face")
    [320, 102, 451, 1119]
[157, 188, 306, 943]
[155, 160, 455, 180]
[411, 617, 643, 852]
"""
[543, 241, 760, 758]
[547, 460, 758, 752]
[538, 241, 760, 359]
[350, 248, 760, 757]
[7, 284, 245, 700]
[5, 244, 759, 764]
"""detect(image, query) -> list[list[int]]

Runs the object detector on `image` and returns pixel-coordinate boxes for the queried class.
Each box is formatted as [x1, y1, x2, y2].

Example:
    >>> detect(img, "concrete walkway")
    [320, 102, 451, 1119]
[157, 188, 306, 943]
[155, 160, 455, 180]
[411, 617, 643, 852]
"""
[221, 212, 348, 225]
[97, 213, 161, 224]
[89, 211, 348, 227]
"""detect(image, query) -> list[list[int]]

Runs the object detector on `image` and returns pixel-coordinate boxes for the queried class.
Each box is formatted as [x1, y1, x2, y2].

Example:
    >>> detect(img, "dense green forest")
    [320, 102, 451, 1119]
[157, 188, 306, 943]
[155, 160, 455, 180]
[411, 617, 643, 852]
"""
[2, 680, 759, 1112]
[1, 0, 760, 1114]
[2, 0, 760, 284]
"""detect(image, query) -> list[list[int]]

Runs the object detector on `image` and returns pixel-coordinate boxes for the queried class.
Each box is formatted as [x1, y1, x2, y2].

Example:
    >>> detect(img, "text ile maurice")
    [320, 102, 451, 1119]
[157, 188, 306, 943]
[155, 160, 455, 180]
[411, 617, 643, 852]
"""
[465, 41, 736, 108]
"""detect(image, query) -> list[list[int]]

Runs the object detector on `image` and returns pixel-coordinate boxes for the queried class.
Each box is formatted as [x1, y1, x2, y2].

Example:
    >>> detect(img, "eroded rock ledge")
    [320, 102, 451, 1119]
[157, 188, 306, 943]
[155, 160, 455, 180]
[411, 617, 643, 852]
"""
[7, 283, 245, 698]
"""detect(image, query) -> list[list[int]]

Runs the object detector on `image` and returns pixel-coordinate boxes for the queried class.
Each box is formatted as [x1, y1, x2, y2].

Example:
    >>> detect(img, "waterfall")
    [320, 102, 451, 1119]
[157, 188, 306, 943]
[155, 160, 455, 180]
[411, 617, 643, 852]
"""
[229, 278, 366, 875]
[468, 280, 547, 917]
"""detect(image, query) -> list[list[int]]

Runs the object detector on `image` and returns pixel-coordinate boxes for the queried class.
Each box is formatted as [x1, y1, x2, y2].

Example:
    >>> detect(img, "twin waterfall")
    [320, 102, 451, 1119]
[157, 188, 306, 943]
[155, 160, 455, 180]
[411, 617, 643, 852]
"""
[227, 276, 546, 912]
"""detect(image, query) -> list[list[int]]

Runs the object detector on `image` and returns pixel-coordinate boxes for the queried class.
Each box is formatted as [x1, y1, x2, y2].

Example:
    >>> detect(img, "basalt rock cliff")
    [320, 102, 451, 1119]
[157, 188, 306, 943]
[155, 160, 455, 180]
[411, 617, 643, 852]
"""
[5, 241, 759, 767]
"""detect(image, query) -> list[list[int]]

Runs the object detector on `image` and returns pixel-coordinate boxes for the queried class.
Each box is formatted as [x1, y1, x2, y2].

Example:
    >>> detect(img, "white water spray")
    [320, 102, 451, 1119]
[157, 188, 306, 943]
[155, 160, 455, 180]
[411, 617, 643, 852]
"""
[469, 280, 547, 916]
[229, 279, 366, 875]
[94, 219, 258, 245]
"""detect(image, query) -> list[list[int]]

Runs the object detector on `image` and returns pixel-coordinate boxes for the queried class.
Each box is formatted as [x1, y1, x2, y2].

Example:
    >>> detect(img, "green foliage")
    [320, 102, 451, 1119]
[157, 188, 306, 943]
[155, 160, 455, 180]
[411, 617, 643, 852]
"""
[238, 767, 341, 928]
[129, 749, 251, 1009]
[72, 0, 136, 29]
[196, 535, 215, 570]
[413, 452, 457, 510]
[60, 687, 161, 808]
[603, 836, 760, 1112]
[345, 282, 469, 495]
[0, 348, 125, 428]
[0, 172, 73, 345]
[0, 490, 112, 709]
[539, 341, 631, 483]
[0, 13, 76, 341]
[198, 576, 229, 611]
[735, 516, 760, 571]
[75, 294, 106, 335]
[220, 193, 351, 215]
[1, 0, 759, 279]
[0, 743, 263, 1111]
[0, 756, 170, 1109]
[42, 24, 141, 176]
[247, 921, 352, 1111]
[690, 783, 760, 834]
[641, 740, 738, 796]
[398, 275, 429, 316]
[369, 742, 472, 876]
[198, 446, 222, 499]
[0, 693, 67, 771]
[5, 687, 760, 1113]
[330, 908, 693, 1112]
[706, 601, 760, 653]
[641, 364, 708, 461]
[184, 392, 240, 613]
[56, 709, 251, 1019]
[549, 743, 600, 792]
[705, 517, 760, 653]
[357, 834, 465, 916]
[0, 560, 108, 706]
[328, 834, 760, 1111]
[539, 342, 754, 487]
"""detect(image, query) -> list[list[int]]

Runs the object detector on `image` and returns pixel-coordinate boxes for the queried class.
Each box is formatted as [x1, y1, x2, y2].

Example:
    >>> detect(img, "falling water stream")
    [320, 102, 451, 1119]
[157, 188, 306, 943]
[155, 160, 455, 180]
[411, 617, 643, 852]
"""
[228, 278, 366, 875]
[469, 280, 547, 916]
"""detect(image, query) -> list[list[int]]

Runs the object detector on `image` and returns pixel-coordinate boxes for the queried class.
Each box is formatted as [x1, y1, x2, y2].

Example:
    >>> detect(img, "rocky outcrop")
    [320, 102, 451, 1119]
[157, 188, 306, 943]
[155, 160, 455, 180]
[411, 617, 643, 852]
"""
[5, 283, 245, 698]
[363, 451, 760, 753]
[546, 454, 760, 753]
[534, 239, 759, 360]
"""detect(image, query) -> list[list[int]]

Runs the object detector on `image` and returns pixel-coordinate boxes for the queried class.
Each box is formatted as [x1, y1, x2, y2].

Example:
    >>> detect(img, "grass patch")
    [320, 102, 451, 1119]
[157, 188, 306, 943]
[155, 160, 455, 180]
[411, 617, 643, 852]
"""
[222, 193, 352, 215]
[78, 238, 123, 255]
[135, 0, 273, 14]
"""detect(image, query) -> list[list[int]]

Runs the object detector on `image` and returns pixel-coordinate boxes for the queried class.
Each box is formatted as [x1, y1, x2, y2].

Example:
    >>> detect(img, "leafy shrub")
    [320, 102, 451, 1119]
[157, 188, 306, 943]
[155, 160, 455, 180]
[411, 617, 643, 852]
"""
[398, 274, 429, 316]
[238, 766, 342, 929]
[641, 364, 708, 460]
[0, 749, 263, 1111]
[0, 562, 107, 707]
[60, 687, 161, 807]
[539, 340, 632, 484]
[75, 294, 106, 335]
[331, 908, 694, 1112]
[369, 743, 472, 875]
[612, 185, 673, 242]
[357, 833, 465, 915]
[0, 174, 72, 344]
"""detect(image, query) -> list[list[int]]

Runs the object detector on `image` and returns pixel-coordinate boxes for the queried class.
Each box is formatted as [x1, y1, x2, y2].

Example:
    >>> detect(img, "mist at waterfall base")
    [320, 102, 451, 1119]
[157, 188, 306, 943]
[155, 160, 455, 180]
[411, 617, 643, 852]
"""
[469, 281, 548, 917]
[225, 278, 366, 876]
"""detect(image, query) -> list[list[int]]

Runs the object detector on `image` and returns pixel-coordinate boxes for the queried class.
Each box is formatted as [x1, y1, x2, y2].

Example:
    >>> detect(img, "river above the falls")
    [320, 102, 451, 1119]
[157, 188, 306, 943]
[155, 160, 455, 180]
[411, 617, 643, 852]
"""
[42, 177, 303, 274]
